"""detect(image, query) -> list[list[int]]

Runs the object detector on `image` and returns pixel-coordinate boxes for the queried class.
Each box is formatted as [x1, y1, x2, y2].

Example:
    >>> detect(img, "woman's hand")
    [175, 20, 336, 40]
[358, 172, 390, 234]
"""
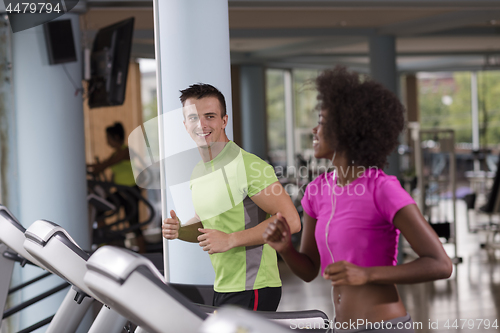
[323, 261, 370, 286]
[262, 212, 294, 254]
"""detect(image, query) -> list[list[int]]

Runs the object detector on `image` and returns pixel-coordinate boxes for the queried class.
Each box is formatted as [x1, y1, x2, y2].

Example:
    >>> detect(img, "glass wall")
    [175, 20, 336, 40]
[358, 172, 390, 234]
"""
[266, 69, 287, 168]
[477, 71, 500, 148]
[418, 70, 500, 149]
[266, 68, 500, 183]
[293, 69, 321, 163]
[417, 70, 500, 189]
[266, 68, 322, 168]
[418, 72, 472, 143]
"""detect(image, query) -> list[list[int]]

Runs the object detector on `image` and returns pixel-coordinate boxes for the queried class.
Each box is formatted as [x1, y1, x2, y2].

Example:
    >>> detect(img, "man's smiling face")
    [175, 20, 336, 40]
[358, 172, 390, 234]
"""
[183, 96, 228, 149]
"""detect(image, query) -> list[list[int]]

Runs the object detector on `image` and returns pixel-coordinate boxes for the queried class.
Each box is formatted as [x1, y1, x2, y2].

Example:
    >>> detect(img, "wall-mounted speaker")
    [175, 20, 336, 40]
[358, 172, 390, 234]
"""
[43, 19, 77, 65]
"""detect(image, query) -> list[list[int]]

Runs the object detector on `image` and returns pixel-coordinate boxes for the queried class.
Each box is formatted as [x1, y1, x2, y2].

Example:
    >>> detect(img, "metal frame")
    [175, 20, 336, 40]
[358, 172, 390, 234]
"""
[411, 124, 462, 264]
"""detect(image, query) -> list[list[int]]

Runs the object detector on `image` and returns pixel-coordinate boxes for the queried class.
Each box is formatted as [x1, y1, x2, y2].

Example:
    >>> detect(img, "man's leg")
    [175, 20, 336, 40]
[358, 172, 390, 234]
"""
[252, 287, 281, 311]
[213, 290, 253, 309]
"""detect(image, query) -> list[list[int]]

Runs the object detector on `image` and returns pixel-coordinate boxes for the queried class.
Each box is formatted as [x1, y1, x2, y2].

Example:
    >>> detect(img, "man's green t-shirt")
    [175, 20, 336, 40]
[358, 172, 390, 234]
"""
[189, 141, 282, 293]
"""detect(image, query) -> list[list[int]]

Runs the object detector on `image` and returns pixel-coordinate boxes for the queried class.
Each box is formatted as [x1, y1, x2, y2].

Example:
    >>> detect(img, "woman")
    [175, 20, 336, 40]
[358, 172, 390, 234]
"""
[87, 122, 144, 251]
[88, 122, 135, 186]
[263, 67, 452, 332]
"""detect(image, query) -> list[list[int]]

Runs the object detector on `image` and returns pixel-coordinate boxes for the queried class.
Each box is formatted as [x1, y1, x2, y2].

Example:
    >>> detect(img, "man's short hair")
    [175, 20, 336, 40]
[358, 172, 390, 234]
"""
[179, 83, 227, 117]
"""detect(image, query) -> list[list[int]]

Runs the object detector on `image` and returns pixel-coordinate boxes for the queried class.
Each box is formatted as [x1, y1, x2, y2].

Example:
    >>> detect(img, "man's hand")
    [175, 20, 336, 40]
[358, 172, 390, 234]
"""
[323, 261, 370, 286]
[262, 212, 294, 254]
[162, 210, 180, 240]
[197, 229, 233, 254]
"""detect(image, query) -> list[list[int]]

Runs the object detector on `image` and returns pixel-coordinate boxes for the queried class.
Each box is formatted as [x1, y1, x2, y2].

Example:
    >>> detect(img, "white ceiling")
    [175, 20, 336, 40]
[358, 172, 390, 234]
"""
[83, 0, 500, 72]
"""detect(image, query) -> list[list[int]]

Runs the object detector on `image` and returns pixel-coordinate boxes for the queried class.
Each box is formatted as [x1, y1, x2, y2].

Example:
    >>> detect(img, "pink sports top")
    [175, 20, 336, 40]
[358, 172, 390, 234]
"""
[301, 168, 415, 274]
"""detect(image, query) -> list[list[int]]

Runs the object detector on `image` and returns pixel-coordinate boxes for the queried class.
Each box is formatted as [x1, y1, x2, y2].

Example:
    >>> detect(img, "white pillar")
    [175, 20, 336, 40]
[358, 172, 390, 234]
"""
[153, 0, 232, 284]
[12, 14, 90, 330]
[0, 15, 18, 216]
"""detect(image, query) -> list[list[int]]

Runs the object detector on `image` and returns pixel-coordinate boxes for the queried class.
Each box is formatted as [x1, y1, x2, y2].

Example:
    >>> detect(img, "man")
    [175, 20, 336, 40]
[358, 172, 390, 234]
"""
[162, 83, 300, 311]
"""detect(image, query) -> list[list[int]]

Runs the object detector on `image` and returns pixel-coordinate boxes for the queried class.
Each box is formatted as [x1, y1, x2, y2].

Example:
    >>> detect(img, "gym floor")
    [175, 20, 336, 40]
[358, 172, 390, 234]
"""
[277, 200, 500, 332]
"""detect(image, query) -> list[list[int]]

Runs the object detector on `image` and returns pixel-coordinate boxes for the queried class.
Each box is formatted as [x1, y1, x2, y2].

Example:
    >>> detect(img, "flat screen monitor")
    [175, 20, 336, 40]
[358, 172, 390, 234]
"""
[88, 18, 134, 108]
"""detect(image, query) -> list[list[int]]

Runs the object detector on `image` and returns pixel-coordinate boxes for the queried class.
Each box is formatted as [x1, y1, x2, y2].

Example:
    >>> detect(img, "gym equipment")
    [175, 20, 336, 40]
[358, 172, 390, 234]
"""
[84, 246, 331, 333]
[168, 283, 214, 306]
[87, 180, 157, 249]
[199, 306, 293, 333]
[3, 206, 328, 332]
[410, 124, 462, 264]
[84, 246, 208, 333]
[0, 242, 15, 327]
[87, 192, 116, 227]
[0, 206, 92, 333]
[23, 219, 129, 333]
[468, 153, 500, 249]
[167, 283, 329, 329]
[0, 207, 46, 268]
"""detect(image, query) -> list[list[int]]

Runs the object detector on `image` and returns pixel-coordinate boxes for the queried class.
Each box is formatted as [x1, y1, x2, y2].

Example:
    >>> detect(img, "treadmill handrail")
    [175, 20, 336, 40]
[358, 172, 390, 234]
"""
[0, 206, 25, 233]
[24, 220, 80, 248]
[86, 246, 164, 284]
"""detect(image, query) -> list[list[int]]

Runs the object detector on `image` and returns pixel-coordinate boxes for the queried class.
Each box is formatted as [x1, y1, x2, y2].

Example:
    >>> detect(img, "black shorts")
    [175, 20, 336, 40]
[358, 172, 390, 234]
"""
[213, 287, 281, 311]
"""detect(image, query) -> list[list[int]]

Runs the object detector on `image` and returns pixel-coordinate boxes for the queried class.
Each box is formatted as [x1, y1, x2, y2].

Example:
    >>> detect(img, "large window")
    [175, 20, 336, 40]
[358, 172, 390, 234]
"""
[138, 58, 158, 123]
[266, 69, 287, 168]
[293, 69, 321, 162]
[418, 70, 500, 184]
[477, 71, 500, 147]
[418, 72, 472, 143]
[266, 68, 321, 169]
[418, 70, 500, 149]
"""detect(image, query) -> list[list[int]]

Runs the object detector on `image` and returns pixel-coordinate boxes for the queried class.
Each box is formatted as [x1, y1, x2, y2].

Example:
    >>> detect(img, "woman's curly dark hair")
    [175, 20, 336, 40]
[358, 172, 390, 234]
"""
[316, 66, 405, 169]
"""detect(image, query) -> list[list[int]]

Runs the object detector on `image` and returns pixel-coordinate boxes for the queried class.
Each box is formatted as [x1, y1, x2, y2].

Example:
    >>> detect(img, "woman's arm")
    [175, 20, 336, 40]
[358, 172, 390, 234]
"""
[369, 204, 453, 283]
[323, 204, 453, 285]
[88, 147, 130, 174]
[264, 211, 321, 282]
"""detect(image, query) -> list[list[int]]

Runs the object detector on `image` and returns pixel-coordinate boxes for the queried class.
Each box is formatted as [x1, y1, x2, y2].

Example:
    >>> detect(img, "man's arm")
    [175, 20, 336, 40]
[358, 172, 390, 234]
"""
[197, 181, 301, 254]
[162, 210, 202, 243]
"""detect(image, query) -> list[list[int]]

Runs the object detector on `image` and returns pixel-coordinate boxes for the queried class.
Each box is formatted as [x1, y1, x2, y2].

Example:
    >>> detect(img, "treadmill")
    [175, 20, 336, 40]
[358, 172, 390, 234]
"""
[23, 219, 129, 333]
[84, 246, 208, 333]
[0, 206, 93, 333]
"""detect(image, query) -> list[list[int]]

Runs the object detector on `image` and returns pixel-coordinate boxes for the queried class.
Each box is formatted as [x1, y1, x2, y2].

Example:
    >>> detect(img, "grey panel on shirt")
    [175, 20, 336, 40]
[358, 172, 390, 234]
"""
[243, 196, 268, 290]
